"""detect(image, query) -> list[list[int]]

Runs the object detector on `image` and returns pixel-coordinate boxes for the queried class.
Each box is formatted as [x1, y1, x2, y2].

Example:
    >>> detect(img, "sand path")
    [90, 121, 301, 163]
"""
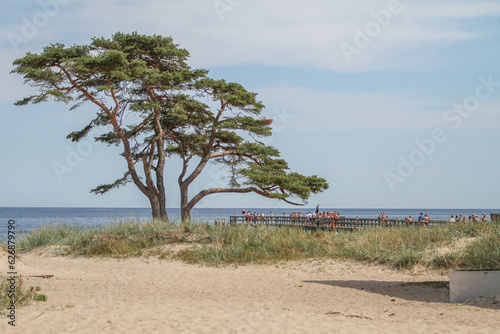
[1, 249, 499, 333]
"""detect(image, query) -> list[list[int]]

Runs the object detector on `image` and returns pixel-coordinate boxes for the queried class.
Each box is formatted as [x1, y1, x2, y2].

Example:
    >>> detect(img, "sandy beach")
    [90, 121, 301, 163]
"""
[1, 246, 499, 334]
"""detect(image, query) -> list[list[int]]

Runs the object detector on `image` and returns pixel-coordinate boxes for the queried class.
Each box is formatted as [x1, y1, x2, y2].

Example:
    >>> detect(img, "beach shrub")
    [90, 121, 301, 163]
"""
[0, 275, 35, 317]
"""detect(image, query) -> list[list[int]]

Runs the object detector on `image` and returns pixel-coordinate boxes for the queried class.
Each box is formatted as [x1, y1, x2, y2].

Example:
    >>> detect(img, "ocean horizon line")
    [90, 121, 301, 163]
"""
[2, 206, 500, 210]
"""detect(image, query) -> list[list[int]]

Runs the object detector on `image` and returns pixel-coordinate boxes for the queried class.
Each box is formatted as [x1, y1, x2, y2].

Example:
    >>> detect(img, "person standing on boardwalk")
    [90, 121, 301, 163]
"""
[316, 205, 319, 215]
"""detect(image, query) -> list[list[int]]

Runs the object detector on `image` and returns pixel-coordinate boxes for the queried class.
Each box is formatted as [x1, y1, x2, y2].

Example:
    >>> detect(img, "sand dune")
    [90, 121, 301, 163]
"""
[1, 248, 499, 333]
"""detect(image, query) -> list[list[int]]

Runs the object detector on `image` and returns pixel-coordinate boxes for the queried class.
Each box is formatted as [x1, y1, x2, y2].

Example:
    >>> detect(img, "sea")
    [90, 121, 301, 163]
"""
[1, 207, 498, 242]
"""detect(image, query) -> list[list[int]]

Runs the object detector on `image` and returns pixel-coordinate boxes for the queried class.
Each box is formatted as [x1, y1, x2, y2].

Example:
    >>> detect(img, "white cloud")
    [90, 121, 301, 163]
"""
[2, 0, 495, 72]
[406, 1, 500, 20]
[258, 85, 500, 130]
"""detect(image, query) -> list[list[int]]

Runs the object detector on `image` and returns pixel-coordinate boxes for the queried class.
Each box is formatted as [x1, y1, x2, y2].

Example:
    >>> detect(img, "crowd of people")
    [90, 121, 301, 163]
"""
[449, 213, 488, 222]
[239, 207, 342, 221]
[378, 212, 431, 224]
[236, 208, 343, 230]
[217, 208, 491, 226]
[214, 218, 227, 226]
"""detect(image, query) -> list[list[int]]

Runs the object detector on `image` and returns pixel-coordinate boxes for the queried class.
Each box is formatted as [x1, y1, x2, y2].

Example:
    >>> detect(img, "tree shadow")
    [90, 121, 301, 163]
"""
[303, 279, 450, 303]
[303, 279, 500, 310]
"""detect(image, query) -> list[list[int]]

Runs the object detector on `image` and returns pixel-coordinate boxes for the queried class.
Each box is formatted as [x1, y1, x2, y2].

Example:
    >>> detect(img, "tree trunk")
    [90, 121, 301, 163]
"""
[155, 139, 168, 221]
[149, 194, 160, 219]
[149, 192, 168, 220]
[180, 183, 191, 222]
[181, 207, 191, 222]
[107, 111, 169, 221]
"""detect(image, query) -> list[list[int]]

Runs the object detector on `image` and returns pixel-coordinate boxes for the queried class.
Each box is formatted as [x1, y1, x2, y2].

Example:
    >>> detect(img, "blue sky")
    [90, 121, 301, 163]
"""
[1, 0, 499, 209]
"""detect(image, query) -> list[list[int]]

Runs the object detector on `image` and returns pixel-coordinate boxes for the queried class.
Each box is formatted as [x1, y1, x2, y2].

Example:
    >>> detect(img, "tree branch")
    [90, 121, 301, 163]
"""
[186, 186, 302, 212]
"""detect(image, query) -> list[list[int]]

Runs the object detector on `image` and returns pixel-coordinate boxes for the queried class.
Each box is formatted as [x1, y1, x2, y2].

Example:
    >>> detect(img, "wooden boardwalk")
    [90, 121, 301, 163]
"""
[228, 216, 450, 231]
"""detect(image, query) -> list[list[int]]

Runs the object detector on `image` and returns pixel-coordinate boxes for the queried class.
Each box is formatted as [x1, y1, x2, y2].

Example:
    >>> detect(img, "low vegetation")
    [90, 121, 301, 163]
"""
[18, 219, 180, 256]
[15, 220, 500, 270]
[0, 276, 42, 317]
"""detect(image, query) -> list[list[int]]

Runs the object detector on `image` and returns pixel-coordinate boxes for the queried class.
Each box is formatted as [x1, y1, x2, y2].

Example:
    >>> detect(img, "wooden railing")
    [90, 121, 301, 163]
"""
[228, 216, 450, 231]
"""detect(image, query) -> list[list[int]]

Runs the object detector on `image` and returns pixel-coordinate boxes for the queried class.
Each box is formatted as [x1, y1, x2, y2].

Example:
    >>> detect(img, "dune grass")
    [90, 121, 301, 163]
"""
[16, 219, 500, 270]
[177, 224, 328, 265]
[176, 221, 500, 269]
[18, 219, 182, 256]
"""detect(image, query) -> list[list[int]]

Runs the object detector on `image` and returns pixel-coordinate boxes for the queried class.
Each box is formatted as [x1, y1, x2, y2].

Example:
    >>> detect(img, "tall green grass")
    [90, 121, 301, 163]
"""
[17, 219, 500, 270]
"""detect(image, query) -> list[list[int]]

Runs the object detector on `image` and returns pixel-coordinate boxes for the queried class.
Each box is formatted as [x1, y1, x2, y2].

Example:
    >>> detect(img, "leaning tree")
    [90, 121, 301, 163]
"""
[12, 32, 206, 219]
[165, 78, 329, 221]
[13, 32, 329, 221]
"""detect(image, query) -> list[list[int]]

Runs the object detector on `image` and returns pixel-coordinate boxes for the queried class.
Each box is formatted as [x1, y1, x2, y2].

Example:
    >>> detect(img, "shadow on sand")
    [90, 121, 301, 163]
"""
[303, 279, 500, 310]
[304, 279, 448, 303]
